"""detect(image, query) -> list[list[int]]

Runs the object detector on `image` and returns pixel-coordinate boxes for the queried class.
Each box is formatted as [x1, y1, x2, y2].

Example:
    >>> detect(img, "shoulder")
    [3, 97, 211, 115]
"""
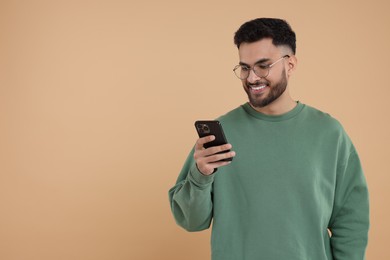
[302, 104, 355, 152]
[301, 104, 345, 133]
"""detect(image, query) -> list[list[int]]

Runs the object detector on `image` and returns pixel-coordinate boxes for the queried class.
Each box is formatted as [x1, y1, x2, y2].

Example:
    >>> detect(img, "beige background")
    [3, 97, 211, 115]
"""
[0, 0, 389, 259]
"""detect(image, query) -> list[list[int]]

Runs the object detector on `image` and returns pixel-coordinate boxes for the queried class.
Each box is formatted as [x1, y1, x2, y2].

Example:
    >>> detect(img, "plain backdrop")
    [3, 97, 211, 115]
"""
[0, 0, 389, 259]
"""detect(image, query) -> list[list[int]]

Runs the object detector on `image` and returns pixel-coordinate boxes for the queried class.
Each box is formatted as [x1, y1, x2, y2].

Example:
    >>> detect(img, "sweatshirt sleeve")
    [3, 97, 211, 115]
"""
[328, 147, 369, 260]
[168, 149, 215, 232]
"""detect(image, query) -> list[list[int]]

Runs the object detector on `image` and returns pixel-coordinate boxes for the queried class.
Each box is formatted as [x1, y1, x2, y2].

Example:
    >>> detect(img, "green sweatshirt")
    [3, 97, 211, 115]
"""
[169, 102, 369, 260]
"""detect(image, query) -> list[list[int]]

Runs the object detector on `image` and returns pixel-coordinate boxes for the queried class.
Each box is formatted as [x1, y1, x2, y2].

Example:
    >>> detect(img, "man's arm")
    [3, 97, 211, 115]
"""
[329, 149, 369, 259]
[169, 136, 235, 231]
[169, 150, 214, 232]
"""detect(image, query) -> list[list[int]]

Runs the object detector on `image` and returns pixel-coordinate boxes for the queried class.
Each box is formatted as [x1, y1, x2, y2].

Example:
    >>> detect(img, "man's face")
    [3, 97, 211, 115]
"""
[238, 39, 290, 108]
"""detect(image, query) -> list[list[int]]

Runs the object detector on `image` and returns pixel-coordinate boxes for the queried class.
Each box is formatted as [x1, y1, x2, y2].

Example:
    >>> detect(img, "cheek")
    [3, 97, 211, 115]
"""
[269, 68, 286, 83]
[285, 65, 292, 77]
[242, 80, 248, 88]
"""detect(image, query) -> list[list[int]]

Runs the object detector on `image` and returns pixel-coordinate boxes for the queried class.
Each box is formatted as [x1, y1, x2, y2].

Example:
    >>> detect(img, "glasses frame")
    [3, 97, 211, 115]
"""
[233, 55, 290, 80]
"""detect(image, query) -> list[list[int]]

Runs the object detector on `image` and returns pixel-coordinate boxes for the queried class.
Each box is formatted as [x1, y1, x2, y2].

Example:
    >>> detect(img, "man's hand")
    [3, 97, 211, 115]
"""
[193, 135, 236, 176]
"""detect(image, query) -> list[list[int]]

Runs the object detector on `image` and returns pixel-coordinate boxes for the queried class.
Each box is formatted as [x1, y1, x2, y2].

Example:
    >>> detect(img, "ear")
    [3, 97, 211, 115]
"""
[286, 55, 297, 77]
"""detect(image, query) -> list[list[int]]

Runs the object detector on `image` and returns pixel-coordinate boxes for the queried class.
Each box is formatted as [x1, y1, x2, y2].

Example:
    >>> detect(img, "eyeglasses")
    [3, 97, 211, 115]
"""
[233, 55, 290, 80]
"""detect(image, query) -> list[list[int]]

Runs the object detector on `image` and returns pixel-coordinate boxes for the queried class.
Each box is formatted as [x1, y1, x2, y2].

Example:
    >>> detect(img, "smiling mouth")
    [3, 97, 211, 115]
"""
[249, 83, 268, 92]
[251, 85, 266, 91]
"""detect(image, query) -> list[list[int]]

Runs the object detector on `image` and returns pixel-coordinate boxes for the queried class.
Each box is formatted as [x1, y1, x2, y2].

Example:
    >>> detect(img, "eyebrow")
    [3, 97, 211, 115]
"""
[239, 58, 271, 67]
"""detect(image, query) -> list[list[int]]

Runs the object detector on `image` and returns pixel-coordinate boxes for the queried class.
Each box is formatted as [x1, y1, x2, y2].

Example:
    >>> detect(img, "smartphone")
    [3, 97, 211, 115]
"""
[194, 120, 233, 162]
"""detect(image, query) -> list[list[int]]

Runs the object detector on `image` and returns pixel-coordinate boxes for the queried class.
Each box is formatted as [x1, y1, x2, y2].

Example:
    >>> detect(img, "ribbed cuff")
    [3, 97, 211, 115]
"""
[188, 162, 215, 187]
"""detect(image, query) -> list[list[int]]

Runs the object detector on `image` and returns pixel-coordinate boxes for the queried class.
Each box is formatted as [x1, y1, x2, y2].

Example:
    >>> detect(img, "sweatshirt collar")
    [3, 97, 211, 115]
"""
[242, 101, 305, 122]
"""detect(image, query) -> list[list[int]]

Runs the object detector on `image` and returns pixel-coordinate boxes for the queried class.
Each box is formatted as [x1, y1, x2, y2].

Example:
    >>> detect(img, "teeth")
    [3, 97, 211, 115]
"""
[251, 85, 266, 91]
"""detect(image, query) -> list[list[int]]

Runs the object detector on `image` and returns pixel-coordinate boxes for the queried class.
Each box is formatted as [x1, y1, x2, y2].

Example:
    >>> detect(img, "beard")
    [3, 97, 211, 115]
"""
[244, 68, 288, 108]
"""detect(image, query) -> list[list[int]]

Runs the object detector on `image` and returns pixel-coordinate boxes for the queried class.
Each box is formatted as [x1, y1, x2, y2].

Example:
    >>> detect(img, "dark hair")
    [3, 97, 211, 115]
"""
[234, 18, 296, 54]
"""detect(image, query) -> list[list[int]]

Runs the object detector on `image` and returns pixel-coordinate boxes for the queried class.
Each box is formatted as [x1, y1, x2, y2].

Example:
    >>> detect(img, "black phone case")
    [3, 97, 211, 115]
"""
[194, 120, 232, 161]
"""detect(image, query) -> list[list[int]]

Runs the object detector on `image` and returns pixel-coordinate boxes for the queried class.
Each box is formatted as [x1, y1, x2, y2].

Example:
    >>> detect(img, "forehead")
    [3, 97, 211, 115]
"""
[238, 38, 282, 64]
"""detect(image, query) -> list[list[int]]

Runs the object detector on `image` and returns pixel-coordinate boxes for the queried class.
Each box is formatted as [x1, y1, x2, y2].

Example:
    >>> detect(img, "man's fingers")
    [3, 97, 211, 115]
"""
[195, 135, 215, 150]
[206, 144, 232, 155]
[196, 151, 235, 175]
[193, 137, 235, 175]
[194, 143, 232, 160]
[206, 160, 232, 171]
[203, 150, 236, 163]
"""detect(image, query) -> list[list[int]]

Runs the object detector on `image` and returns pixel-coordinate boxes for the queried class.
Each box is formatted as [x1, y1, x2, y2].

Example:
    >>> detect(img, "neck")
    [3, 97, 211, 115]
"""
[251, 91, 297, 115]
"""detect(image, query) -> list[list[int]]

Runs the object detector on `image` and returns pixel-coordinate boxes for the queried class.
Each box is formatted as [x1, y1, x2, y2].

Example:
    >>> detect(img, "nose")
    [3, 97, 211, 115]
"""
[246, 68, 260, 83]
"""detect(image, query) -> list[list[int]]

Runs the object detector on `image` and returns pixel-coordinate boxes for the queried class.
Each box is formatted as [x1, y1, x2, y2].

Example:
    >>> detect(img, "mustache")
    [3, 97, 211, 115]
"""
[246, 80, 270, 87]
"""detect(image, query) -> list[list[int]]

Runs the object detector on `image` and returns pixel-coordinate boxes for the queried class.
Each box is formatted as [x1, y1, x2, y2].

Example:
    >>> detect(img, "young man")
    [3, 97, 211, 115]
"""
[169, 18, 369, 260]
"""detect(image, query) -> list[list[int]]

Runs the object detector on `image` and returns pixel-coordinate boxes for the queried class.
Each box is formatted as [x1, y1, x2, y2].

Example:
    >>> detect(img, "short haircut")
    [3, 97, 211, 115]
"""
[234, 18, 296, 54]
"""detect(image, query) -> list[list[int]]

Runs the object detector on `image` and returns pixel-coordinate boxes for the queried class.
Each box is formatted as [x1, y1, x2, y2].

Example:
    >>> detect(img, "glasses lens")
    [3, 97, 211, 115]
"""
[253, 65, 269, 78]
[234, 66, 248, 79]
[234, 65, 269, 79]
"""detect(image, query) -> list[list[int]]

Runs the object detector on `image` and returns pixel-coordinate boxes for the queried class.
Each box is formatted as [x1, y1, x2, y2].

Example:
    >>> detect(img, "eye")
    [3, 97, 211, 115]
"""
[241, 66, 250, 71]
[256, 64, 269, 70]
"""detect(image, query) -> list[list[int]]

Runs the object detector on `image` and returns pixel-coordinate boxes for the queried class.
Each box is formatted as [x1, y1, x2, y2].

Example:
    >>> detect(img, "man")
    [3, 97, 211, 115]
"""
[169, 18, 369, 260]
